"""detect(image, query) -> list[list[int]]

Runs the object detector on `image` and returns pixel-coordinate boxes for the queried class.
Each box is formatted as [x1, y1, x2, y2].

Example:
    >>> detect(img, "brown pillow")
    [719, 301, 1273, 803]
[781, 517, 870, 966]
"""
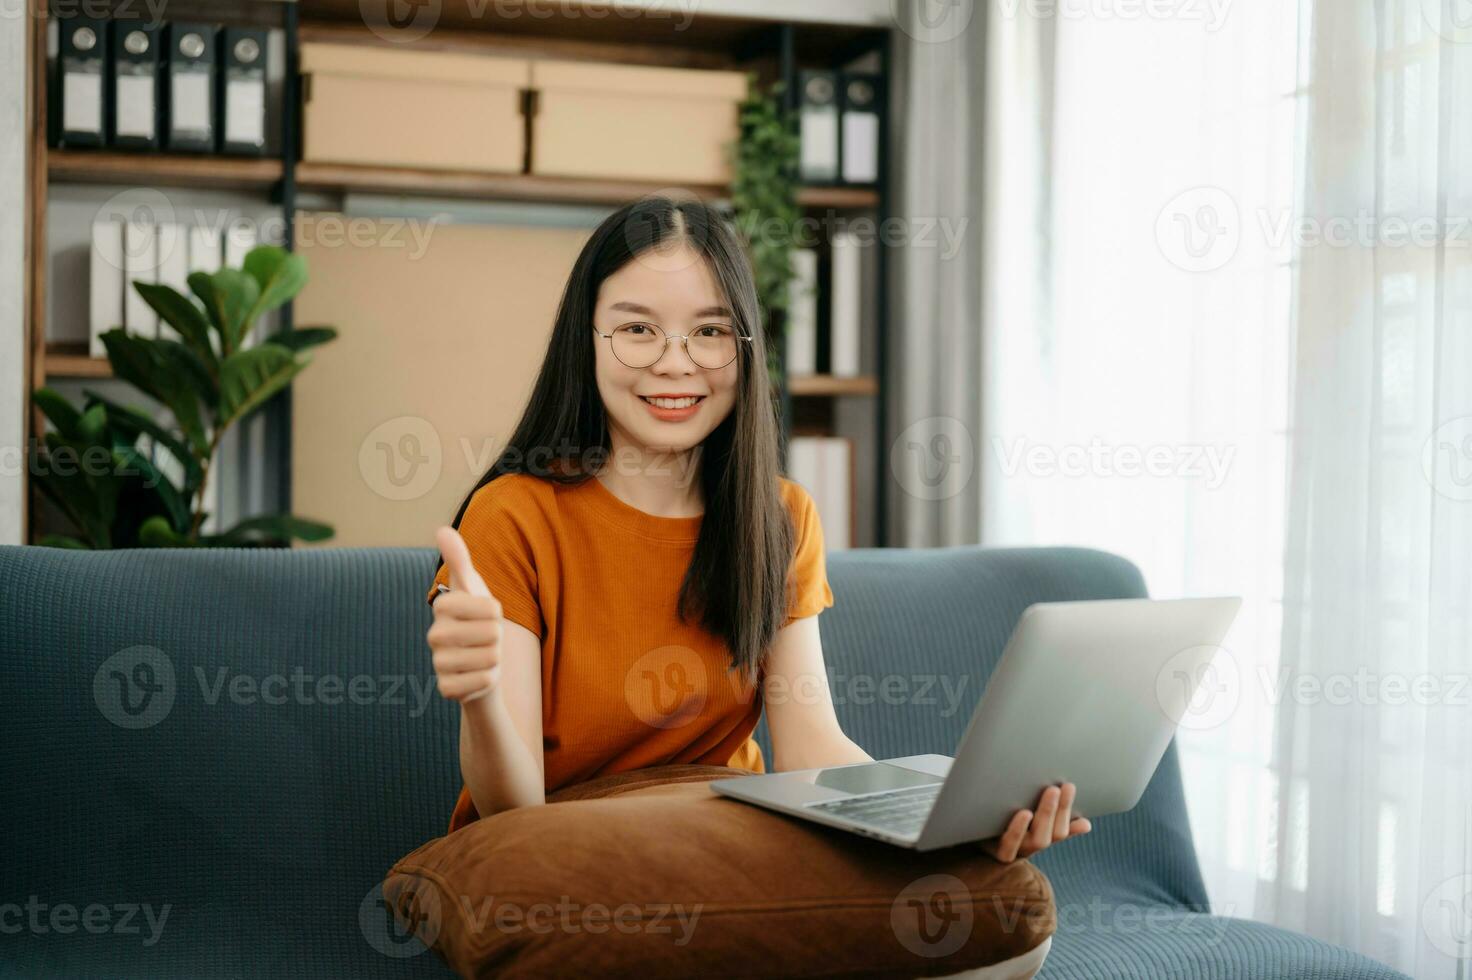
[383, 764, 1055, 978]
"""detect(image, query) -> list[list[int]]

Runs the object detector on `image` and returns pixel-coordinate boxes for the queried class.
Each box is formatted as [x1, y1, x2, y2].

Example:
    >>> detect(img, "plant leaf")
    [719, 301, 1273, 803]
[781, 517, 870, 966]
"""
[211, 513, 334, 546]
[138, 515, 198, 548]
[114, 446, 191, 533]
[81, 389, 205, 493]
[189, 268, 261, 356]
[38, 534, 90, 550]
[134, 282, 218, 373]
[268, 326, 337, 353]
[100, 330, 210, 457]
[218, 344, 306, 429]
[242, 246, 308, 323]
[33, 388, 82, 440]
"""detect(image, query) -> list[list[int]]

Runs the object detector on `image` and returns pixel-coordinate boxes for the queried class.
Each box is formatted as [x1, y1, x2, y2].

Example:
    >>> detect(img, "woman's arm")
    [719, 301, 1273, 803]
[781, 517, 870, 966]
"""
[430, 527, 546, 816]
[458, 619, 546, 816]
[762, 615, 873, 771]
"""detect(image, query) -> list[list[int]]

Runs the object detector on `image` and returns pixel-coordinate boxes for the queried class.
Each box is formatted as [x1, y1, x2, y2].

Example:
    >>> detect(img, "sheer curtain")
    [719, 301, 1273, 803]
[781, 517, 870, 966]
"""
[943, 0, 1472, 975]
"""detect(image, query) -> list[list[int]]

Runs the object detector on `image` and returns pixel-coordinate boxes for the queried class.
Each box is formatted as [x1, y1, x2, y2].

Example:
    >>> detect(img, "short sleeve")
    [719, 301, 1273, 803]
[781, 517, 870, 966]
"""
[425, 478, 545, 640]
[782, 481, 835, 627]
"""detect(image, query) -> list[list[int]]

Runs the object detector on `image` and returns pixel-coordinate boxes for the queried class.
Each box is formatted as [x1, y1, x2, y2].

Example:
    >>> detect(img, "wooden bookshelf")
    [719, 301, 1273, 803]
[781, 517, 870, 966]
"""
[797, 186, 881, 209]
[788, 374, 880, 397]
[296, 162, 727, 206]
[43, 346, 112, 380]
[48, 149, 284, 191]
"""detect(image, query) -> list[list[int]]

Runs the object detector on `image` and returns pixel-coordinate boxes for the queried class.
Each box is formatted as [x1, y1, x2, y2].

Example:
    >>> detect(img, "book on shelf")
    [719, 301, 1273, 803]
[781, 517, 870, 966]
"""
[122, 218, 159, 337]
[787, 435, 853, 551]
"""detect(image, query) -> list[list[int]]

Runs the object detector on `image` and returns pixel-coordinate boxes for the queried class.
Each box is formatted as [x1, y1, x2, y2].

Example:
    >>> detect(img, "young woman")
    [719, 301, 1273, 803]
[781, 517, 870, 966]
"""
[425, 196, 1090, 863]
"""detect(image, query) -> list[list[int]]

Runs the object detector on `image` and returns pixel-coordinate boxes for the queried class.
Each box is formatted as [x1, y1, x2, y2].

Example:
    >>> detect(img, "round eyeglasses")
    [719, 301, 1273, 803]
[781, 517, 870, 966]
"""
[595, 322, 751, 371]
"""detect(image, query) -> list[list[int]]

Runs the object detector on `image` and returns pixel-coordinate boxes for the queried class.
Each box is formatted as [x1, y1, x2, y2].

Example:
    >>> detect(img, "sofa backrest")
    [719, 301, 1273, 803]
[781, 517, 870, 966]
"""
[0, 543, 1207, 978]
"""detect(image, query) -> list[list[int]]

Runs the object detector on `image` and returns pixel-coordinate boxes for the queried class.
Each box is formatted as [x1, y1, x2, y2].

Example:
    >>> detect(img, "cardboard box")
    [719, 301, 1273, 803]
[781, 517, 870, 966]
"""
[529, 60, 748, 185]
[301, 43, 527, 173]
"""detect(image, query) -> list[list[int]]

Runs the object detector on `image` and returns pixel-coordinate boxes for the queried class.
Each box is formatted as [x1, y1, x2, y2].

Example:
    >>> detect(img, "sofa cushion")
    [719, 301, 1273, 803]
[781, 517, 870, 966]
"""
[382, 765, 1056, 978]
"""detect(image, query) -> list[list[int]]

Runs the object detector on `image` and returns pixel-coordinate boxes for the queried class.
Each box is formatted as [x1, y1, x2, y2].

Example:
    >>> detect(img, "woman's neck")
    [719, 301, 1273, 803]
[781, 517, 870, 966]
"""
[595, 438, 704, 518]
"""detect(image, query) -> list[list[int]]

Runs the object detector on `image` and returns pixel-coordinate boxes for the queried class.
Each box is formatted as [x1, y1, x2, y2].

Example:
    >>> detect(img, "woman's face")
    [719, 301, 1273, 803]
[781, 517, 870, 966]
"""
[592, 243, 741, 456]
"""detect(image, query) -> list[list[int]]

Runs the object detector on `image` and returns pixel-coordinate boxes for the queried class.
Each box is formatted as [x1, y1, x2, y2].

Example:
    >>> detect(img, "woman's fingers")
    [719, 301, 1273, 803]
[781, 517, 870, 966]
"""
[1052, 782, 1077, 841]
[988, 809, 1034, 863]
[1025, 785, 1061, 854]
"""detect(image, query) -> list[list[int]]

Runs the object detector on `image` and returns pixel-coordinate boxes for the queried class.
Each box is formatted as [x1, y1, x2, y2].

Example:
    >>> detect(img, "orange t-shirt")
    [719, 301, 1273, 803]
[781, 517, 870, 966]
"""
[426, 472, 834, 833]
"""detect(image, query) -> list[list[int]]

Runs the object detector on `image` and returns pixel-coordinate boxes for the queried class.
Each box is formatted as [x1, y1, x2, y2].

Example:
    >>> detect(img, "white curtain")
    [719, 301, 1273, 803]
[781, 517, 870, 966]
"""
[897, 0, 1472, 974]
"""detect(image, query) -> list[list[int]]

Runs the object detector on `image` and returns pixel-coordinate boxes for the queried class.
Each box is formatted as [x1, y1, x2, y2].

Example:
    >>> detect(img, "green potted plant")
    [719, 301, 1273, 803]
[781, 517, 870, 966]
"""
[32, 245, 336, 549]
[730, 75, 802, 385]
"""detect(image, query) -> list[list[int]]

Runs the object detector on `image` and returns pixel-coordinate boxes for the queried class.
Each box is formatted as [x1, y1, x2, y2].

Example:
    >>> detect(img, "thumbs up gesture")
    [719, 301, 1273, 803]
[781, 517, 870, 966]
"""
[428, 526, 505, 703]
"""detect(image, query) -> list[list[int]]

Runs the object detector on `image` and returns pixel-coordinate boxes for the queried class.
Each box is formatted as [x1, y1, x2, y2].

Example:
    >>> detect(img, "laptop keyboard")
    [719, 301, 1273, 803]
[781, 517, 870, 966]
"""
[806, 783, 942, 837]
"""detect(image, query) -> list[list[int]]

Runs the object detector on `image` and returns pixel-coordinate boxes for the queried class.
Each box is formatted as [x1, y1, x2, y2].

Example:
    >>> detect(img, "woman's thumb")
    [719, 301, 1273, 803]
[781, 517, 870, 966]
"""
[436, 526, 490, 597]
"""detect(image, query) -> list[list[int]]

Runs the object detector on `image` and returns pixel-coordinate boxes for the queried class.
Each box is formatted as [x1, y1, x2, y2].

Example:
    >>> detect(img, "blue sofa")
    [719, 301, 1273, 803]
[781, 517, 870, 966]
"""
[0, 544, 1407, 978]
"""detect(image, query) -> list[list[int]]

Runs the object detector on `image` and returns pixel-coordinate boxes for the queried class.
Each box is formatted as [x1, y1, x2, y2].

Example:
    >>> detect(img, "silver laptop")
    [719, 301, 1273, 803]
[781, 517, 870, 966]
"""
[710, 596, 1242, 851]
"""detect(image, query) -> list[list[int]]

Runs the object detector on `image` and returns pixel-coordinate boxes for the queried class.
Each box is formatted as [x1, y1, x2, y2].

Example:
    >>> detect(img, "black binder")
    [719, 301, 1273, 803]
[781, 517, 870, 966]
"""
[109, 21, 162, 151]
[798, 69, 840, 185]
[219, 27, 268, 156]
[54, 13, 109, 148]
[165, 22, 218, 153]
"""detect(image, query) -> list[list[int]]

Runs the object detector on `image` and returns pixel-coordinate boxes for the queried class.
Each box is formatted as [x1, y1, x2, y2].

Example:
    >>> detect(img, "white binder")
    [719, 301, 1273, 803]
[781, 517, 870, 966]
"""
[829, 231, 862, 377]
[88, 218, 126, 358]
[123, 218, 159, 337]
[787, 248, 819, 378]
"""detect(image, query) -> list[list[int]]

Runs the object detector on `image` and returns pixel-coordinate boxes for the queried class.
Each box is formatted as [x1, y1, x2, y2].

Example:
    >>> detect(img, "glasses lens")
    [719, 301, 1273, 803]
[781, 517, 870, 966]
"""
[610, 323, 665, 368]
[687, 325, 739, 369]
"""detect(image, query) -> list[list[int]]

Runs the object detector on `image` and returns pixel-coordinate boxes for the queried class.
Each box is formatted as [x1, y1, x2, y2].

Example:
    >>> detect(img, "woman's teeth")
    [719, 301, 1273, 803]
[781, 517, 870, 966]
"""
[641, 396, 703, 409]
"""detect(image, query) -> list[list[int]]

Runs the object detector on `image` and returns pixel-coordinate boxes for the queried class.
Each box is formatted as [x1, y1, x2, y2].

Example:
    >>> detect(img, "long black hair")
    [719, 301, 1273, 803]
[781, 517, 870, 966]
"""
[439, 195, 793, 685]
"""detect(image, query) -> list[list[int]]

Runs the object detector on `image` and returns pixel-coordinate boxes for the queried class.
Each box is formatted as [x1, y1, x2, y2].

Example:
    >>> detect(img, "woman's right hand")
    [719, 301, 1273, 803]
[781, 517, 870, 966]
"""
[429, 526, 505, 704]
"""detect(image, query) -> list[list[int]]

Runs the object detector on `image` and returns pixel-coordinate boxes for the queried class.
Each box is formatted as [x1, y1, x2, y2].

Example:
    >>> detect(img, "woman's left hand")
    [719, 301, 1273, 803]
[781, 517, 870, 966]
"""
[982, 782, 1092, 863]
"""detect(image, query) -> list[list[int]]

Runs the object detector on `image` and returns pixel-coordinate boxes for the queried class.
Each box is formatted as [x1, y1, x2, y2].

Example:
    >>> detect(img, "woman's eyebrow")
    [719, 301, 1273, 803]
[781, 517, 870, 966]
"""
[608, 301, 734, 319]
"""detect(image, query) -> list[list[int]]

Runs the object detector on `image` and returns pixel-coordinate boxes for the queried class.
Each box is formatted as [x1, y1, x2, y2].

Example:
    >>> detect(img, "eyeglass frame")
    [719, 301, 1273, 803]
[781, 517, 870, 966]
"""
[593, 321, 754, 370]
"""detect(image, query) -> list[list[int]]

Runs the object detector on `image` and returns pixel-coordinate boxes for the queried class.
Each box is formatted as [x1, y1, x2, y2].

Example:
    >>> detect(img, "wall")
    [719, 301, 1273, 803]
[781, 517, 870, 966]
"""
[0, 12, 26, 545]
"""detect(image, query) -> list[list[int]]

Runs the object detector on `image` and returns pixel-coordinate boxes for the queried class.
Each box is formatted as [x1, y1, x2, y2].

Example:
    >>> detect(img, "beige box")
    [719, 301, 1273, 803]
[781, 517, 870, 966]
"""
[529, 60, 748, 185]
[301, 43, 528, 173]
